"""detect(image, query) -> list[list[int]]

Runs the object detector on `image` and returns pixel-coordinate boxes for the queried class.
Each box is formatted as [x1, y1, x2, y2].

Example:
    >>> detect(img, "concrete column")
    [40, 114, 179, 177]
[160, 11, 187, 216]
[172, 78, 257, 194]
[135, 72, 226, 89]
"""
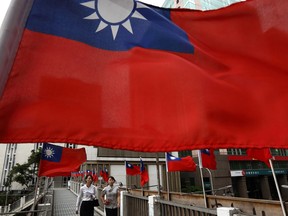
[237, 177, 248, 198]
[148, 195, 160, 216]
[279, 175, 288, 201]
[260, 176, 272, 200]
[217, 207, 239, 216]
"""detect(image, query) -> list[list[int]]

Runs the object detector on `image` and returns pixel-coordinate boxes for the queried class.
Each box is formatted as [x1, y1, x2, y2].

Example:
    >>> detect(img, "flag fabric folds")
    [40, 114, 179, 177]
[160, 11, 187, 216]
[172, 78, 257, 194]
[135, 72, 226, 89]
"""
[1, 0, 288, 152]
[140, 159, 149, 187]
[38, 143, 86, 177]
[200, 149, 217, 170]
[166, 153, 197, 172]
[126, 161, 141, 176]
[246, 148, 272, 167]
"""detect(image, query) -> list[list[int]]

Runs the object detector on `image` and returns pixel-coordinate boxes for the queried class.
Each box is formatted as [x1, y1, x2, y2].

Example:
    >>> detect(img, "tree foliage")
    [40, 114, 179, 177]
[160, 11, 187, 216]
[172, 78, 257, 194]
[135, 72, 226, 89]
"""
[5, 148, 42, 189]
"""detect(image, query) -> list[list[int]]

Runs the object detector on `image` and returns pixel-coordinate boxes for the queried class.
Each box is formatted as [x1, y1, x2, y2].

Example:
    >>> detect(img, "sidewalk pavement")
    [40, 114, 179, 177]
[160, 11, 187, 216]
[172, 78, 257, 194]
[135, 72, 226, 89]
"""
[53, 188, 103, 216]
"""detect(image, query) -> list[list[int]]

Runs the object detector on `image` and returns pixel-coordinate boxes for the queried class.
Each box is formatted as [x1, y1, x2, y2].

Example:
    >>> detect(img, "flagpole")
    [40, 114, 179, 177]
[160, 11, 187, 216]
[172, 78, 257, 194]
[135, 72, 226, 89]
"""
[0, 0, 34, 96]
[198, 150, 207, 208]
[156, 153, 161, 197]
[94, 167, 98, 187]
[28, 176, 40, 216]
[140, 157, 144, 196]
[205, 168, 214, 195]
[165, 153, 170, 201]
[125, 161, 128, 191]
[43, 177, 49, 202]
[269, 158, 287, 216]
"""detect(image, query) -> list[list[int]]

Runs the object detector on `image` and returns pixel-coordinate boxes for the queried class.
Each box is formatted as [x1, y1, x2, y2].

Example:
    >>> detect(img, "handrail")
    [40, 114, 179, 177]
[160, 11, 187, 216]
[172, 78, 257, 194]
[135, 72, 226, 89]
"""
[0, 209, 46, 215]
[156, 198, 217, 214]
[125, 193, 149, 201]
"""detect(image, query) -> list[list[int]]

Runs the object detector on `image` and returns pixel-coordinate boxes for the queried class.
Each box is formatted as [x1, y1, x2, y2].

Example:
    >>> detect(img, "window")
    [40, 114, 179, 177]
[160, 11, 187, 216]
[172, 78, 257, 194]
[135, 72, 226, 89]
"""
[227, 149, 246, 155]
[271, 148, 288, 156]
[66, 143, 76, 149]
[36, 143, 43, 149]
[179, 150, 192, 157]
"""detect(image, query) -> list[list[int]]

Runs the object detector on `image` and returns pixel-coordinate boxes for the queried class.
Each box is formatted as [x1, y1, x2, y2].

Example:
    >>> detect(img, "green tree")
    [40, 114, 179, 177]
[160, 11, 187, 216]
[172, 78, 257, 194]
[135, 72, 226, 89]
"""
[5, 148, 42, 189]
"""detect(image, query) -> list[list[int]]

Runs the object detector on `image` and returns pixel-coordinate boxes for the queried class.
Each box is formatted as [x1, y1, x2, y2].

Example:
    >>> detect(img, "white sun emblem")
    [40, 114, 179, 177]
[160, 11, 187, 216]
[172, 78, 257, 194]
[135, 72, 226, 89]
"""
[170, 156, 177, 160]
[81, 0, 148, 40]
[44, 147, 55, 159]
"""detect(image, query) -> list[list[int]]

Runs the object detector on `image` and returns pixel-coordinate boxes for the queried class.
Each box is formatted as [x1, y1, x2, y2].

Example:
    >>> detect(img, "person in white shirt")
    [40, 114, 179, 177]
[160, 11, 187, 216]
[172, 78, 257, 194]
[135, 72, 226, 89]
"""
[101, 176, 120, 216]
[67, 180, 71, 190]
[76, 174, 97, 215]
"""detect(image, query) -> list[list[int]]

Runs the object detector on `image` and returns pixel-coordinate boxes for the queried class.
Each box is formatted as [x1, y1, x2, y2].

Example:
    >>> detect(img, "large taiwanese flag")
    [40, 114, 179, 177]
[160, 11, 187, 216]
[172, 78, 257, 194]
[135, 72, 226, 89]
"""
[38, 143, 86, 177]
[0, 0, 288, 152]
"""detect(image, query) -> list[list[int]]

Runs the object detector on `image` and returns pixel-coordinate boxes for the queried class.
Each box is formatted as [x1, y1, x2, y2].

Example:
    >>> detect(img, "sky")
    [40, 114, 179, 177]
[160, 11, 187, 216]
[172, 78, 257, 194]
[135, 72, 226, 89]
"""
[0, 0, 11, 29]
[0, 0, 165, 30]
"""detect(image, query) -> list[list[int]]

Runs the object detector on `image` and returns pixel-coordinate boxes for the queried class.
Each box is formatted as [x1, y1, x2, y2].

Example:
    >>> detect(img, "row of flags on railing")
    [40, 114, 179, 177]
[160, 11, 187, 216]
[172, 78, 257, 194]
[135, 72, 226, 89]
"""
[125, 158, 150, 186]
[38, 143, 273, 181]
[36, 143, 282, 214]
[124, 150, 215, 186]
[165, 148, 272, 172]
[70, 168, 109, 182]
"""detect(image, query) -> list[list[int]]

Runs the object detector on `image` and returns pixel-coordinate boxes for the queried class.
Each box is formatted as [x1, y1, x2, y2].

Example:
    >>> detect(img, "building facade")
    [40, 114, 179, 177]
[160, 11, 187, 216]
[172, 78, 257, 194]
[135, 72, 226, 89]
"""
[227, 148, 288, 201]
[183, 149, 288, 201]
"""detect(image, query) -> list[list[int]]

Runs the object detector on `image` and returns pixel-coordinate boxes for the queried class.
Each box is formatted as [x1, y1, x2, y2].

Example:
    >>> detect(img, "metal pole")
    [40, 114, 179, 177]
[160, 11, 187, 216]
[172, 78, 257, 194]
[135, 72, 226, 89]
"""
[0, 0, 34, 96]
[28, 176, 40, 216]
[124, 161, 128, 191]
[269, 159, 287, 216]
[4, 189, 8, 207]
[198, 150, 207, 208]
[204, 168, 214, 195]
[42, 177, 49, 203]
[203, 168, 219, 208]
[165, 153, 170, 201]
[156, 153, 161, 197]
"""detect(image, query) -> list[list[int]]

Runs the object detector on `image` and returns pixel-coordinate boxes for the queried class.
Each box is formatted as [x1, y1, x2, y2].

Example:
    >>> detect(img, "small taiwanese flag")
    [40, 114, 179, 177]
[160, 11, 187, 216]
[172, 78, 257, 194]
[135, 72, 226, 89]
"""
[246, 148, 272, 167]
[126, 161, 140, 176]
[166, 153, 196, 172]
[140, 158, 149, 187]
[200, 149, 217, 170]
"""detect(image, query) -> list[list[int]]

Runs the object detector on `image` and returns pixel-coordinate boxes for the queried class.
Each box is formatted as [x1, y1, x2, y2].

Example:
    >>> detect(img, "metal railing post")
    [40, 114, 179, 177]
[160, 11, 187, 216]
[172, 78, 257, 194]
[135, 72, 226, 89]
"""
[120, 191, 128, 216]
[148, 195, 160, 216]
[217, 207, 239, 216]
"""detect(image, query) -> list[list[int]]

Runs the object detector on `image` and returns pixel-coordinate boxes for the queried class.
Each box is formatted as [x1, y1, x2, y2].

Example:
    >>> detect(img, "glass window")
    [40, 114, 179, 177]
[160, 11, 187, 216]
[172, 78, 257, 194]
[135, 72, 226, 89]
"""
[271, 148, 288, 156]
[66, 143, 76, 148]
[227, 148, 246, 155]
[179, 150, 192, 157]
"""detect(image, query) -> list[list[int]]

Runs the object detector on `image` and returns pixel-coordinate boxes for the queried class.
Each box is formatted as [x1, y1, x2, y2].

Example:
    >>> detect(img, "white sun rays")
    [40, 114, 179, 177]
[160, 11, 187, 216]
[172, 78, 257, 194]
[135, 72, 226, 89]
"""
[44, 146, 55, 159]
[81, 0, 148, 40]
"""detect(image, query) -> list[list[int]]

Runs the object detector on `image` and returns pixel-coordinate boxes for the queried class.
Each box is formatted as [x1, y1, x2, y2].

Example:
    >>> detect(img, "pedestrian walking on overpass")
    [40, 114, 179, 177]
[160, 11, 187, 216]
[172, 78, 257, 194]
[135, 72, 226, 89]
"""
[101, 176, 120, 216]
[76, 174, 98, 216]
